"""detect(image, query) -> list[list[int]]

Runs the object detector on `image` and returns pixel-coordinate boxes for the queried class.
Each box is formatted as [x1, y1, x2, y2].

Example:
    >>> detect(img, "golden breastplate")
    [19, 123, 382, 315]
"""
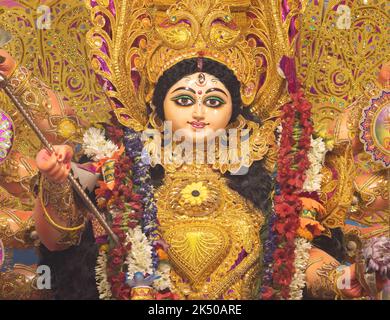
[156, 165, 263, 299]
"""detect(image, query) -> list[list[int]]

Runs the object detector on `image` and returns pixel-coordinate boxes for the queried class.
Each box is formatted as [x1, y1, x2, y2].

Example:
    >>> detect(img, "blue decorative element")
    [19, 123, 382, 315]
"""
[126, 271, 161, 288]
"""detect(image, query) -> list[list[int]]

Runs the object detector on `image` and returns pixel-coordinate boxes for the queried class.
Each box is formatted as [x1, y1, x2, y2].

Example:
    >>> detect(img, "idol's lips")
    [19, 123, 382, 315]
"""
[188, 121, 209, 129]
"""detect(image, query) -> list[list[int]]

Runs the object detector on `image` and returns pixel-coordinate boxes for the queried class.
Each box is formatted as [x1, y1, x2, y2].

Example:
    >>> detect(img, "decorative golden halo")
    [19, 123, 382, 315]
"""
[86, 0, 303, 130]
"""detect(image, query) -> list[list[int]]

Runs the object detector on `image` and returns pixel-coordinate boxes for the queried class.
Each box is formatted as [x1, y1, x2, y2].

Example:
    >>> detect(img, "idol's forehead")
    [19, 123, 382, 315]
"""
[167, 72, 227, 93]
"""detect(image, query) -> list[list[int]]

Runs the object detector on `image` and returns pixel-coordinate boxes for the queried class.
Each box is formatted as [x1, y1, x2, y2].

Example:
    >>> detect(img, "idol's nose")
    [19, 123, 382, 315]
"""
[192, 101, 205, 120]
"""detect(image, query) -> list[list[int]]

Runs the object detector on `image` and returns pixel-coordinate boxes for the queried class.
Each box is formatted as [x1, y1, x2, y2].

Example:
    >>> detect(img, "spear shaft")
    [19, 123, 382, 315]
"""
[0, 73, 119, 245]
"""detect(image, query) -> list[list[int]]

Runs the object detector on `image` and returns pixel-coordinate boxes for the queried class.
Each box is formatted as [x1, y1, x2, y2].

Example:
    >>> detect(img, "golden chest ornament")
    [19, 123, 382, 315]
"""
[155, 164, 264, 299]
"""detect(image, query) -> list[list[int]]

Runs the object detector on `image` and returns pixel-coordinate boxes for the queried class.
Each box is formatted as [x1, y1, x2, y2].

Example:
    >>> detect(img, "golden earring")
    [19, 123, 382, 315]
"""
[227, 114, 247, 130]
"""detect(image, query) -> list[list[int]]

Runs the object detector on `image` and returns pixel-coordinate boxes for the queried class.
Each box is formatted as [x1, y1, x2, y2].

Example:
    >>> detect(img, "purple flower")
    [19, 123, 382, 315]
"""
[124, 128, 160, 269]
[363, 236, 390, 278]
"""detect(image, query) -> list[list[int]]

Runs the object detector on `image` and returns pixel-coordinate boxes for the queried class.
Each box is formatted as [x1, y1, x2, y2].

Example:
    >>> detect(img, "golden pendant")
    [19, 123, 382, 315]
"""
[156, 164, 263, 299]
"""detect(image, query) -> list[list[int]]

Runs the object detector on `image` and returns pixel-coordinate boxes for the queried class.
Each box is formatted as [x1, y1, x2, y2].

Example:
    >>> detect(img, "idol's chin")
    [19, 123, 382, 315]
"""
[190, 128, 215, 143]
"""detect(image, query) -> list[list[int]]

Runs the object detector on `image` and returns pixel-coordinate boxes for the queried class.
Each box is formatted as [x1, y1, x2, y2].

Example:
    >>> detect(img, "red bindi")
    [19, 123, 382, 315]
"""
[197, 90, 203, 95]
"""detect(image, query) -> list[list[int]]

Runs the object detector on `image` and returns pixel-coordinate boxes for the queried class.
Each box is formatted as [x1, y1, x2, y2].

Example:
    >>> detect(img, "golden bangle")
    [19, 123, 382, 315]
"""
[7, 61, 19, 79]
[6, 65, 32, 96]
[39, 177, 84, 232]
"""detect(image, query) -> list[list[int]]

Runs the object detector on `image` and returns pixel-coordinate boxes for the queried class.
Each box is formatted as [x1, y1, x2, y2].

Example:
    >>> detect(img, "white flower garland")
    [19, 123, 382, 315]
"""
[289, 136, 329, 299]
[303, 136, 327, 192]
[82, 127, 118, 161]
[95, 251, 112, 300]
[153, 261, 173, 291]
[289, 237, 312, 300]
[125, 226, 172, 291]
[125, 226, 154, 279]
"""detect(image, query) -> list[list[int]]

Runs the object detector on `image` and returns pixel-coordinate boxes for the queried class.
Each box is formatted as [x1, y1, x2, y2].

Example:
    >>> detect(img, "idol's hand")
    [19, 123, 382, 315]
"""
[36, 145, 73, 184]
[0, 49, 17, 77]
[339, 264, 387, 299]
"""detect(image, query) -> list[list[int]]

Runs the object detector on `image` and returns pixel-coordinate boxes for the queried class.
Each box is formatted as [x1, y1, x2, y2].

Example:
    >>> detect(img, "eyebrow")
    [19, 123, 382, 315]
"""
[205, 88, 228, 97]
[172, 87, 196, 94]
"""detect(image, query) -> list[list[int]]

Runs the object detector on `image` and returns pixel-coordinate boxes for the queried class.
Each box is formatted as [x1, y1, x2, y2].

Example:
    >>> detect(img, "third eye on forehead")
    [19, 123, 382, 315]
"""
[172, 86, 228, 97]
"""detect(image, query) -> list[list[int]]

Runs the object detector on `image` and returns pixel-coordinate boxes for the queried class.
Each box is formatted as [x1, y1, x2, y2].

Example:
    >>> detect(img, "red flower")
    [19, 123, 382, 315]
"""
[111, 256, 123, 266]
[269, 88, 314, 299]
[275, 203, 294, 218]
[111, 247, 125, 257]
[261, 286, 275, 300]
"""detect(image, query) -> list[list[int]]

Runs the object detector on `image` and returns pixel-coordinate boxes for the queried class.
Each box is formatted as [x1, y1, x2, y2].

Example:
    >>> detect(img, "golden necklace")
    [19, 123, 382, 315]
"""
[155, 164, 264, 299]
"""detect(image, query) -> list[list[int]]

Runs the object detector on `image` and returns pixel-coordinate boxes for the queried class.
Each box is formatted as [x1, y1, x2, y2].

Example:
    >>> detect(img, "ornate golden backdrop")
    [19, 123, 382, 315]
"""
[0, 0, 110, 158]
[298, 0, 389, 137]
[0, 0, 110, 209]
[296, 0, 389, 240]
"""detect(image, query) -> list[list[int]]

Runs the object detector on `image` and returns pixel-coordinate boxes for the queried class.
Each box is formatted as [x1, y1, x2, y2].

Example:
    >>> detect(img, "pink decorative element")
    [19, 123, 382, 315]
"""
[1, 0, 25, 8]
[279, 55, 299, 94]
[281, 0, 291, 22]
[360, 91, 390, 167]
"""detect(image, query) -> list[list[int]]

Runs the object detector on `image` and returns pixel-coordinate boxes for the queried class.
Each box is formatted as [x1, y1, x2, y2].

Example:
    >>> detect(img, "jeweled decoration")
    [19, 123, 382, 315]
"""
[360, 90, 390, 167]
[0, 109, 14, 163]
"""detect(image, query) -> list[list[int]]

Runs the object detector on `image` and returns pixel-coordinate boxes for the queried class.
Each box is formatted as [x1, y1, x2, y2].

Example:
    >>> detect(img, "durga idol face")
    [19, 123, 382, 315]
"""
[163, 72, 233, 142]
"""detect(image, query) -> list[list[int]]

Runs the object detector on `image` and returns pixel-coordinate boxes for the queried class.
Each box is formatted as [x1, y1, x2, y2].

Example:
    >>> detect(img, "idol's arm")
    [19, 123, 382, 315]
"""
[33, 144, 88, 252]
[0, 150, 37, 205]
[0, 50, 87, 251]
[305, 247, 345, 299]
[305, 247, 385, 299]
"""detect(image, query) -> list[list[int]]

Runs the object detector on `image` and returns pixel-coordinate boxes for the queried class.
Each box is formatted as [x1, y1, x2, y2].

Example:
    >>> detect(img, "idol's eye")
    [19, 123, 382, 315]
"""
[171, 95, 195, 107]
[204, 96, 226, 108]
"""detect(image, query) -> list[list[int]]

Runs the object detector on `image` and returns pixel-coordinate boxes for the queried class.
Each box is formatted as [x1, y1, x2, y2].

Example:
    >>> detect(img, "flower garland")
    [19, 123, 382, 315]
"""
[286, 135, 330, 299]
[83, 115, 172, 300]
[260, 126, 283, 299]
[95, 249, 112, 300]
[123, 128, 161, 269]
[125, 226, 154, 279]
[288, 237, 312, 299]
[82, 127, 118, 161]
[265, 89, 313, 300]
[260, 178, 278, 299]
[303, 137, 327, 193]
[261, 136, 328, 300]
[153, 261, 173, 292]
[97, 152, 142, 300]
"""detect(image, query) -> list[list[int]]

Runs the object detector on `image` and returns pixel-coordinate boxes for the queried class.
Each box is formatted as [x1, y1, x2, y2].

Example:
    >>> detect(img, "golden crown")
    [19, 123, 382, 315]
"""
[86, 0, 304, 130]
